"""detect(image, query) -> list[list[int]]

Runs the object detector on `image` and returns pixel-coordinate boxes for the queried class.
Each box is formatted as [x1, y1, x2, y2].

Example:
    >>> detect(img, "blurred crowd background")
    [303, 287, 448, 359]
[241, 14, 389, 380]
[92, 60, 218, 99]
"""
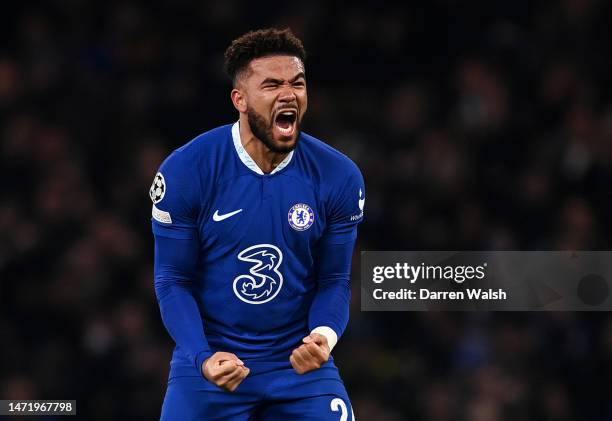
[2, 0, 612, 420]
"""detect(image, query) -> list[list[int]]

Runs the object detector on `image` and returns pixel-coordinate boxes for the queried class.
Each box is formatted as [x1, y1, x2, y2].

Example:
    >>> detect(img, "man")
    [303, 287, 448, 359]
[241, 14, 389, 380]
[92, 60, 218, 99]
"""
[151, 28, 364, 420]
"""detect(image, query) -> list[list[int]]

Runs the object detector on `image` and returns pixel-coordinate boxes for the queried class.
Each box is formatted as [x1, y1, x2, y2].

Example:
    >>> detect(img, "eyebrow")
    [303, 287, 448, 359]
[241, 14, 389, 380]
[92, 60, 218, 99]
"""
[260, 72, 306, 86]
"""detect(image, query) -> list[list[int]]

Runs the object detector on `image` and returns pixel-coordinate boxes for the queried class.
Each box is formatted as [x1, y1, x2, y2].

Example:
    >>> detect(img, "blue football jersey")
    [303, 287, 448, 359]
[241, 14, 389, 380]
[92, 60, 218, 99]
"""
[151, 122, 364, 377]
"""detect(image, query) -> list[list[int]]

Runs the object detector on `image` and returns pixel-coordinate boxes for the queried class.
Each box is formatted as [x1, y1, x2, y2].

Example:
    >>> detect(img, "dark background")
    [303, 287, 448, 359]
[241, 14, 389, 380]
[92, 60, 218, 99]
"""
[1, 0, 612, 419]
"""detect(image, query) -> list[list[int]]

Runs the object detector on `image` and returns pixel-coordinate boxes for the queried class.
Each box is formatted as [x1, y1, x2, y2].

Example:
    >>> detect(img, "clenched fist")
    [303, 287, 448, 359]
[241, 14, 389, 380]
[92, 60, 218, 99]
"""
[290, 333, 330, 374]
[202, 352, 250, 392]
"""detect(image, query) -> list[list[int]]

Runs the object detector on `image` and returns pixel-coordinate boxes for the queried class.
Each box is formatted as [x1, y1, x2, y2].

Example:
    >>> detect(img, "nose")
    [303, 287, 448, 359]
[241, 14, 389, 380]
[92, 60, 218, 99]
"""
[278, 84, 297, 102]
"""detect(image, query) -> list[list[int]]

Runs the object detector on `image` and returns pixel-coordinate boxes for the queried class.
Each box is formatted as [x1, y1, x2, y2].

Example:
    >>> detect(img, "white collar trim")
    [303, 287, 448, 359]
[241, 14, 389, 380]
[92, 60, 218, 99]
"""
[231, 121, 293, 175]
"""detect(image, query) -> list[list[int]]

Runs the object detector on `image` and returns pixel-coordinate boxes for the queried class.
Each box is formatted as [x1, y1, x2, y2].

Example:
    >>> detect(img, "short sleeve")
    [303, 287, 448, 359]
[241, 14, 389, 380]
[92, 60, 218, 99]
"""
[149, 150, 200, 240]
[322, 162, 365, 245]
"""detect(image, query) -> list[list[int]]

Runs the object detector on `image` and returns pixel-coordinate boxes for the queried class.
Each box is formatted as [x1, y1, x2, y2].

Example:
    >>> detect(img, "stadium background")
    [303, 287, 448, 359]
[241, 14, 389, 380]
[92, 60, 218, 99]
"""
[2, 1, 612, 419]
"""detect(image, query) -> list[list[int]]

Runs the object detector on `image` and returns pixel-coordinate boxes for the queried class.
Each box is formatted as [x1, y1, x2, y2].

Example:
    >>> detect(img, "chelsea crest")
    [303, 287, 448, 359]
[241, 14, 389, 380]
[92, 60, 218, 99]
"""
[288, 203, 314, 231]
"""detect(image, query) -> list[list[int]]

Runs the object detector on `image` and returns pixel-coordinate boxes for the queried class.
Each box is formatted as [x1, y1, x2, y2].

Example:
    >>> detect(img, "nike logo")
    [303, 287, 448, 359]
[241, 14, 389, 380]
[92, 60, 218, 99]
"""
[213, 209, 243, 221]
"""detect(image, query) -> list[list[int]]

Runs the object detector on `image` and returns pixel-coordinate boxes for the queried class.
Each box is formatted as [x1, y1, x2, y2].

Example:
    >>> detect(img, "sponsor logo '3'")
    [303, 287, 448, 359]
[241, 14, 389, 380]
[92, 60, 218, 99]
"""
[233, 244, 283, 304]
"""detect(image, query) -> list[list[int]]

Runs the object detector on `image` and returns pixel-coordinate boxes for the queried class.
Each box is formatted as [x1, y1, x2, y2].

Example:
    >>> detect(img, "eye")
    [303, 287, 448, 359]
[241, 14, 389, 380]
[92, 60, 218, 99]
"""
[293, 81, 305, 88]
[262, 83, 279, 90]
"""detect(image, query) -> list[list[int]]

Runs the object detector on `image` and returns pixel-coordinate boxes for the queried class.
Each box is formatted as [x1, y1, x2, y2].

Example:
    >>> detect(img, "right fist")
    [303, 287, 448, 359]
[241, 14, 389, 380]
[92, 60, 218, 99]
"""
[202, 352, 250, 392]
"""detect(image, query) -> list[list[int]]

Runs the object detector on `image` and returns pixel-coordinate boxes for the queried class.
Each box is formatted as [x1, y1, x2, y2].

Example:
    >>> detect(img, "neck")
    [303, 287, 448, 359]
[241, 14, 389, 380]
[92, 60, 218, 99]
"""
[239, 114, 288, 174]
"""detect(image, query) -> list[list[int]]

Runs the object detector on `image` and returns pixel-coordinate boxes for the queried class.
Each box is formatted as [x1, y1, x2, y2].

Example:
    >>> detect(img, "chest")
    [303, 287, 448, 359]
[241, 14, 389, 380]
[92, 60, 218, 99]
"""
[198, 174, 326, 254]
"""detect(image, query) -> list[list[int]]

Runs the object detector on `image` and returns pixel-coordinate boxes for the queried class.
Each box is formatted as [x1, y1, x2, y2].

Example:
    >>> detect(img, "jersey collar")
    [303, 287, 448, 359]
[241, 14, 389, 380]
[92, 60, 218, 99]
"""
[232, 121, 294, 175]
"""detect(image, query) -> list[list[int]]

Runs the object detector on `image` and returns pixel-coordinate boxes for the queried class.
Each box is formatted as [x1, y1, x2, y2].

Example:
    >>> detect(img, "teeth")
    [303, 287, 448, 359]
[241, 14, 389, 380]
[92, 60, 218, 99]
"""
[277, 125, 293, 134]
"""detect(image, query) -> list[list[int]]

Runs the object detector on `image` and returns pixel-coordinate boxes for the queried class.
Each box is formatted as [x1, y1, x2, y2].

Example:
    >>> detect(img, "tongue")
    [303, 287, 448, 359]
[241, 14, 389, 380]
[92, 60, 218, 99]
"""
[276, 118, 291, 129]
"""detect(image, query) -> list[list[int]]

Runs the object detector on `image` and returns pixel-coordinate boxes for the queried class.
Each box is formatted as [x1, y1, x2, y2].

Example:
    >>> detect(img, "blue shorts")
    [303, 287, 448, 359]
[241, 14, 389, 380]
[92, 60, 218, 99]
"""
[160, 365, 355, 421]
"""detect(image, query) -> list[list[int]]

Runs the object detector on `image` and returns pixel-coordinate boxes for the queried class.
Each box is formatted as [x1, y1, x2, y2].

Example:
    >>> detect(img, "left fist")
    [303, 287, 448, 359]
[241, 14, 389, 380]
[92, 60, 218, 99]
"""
[290, 333, 330, 374]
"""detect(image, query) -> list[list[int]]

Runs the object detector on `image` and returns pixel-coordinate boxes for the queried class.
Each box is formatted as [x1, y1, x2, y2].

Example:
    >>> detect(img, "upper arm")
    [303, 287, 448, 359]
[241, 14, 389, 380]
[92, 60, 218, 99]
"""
[149, 150, 200, 241]
[320, 162, 365, 246]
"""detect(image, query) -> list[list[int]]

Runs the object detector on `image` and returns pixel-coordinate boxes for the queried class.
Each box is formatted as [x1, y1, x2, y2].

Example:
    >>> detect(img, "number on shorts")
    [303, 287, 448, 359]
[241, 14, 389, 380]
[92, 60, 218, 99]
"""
[331, 398, 351, 421]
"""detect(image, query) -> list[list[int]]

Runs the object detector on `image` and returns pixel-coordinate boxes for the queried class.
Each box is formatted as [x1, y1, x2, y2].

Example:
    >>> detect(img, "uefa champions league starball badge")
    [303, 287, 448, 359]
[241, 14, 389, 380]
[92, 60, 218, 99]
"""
[288, 203, 314, 231]
[150, 172, 166, 204]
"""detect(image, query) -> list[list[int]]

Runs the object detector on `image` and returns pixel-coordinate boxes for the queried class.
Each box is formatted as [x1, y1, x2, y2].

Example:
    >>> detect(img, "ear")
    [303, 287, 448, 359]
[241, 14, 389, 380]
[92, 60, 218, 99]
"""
[231, 88, 247, 113]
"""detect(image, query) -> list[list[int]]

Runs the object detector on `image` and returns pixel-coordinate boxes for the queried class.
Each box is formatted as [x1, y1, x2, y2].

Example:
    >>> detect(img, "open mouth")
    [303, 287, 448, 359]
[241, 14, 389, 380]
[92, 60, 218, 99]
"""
[274, 109, 297, 137]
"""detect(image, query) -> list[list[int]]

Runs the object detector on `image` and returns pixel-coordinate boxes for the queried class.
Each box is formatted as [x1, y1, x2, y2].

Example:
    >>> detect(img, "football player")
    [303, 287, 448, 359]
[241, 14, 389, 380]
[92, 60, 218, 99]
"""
[152, 28, 364, 420]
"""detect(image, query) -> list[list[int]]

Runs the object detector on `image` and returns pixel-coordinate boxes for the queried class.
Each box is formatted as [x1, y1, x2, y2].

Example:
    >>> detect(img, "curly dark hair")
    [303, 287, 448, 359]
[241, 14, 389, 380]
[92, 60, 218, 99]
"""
[224, 28, 306, 85]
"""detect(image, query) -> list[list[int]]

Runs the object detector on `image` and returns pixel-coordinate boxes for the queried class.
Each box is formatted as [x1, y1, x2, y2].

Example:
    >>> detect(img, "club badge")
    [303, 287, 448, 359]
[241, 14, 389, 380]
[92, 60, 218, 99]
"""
[288, 203, 314, 231]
